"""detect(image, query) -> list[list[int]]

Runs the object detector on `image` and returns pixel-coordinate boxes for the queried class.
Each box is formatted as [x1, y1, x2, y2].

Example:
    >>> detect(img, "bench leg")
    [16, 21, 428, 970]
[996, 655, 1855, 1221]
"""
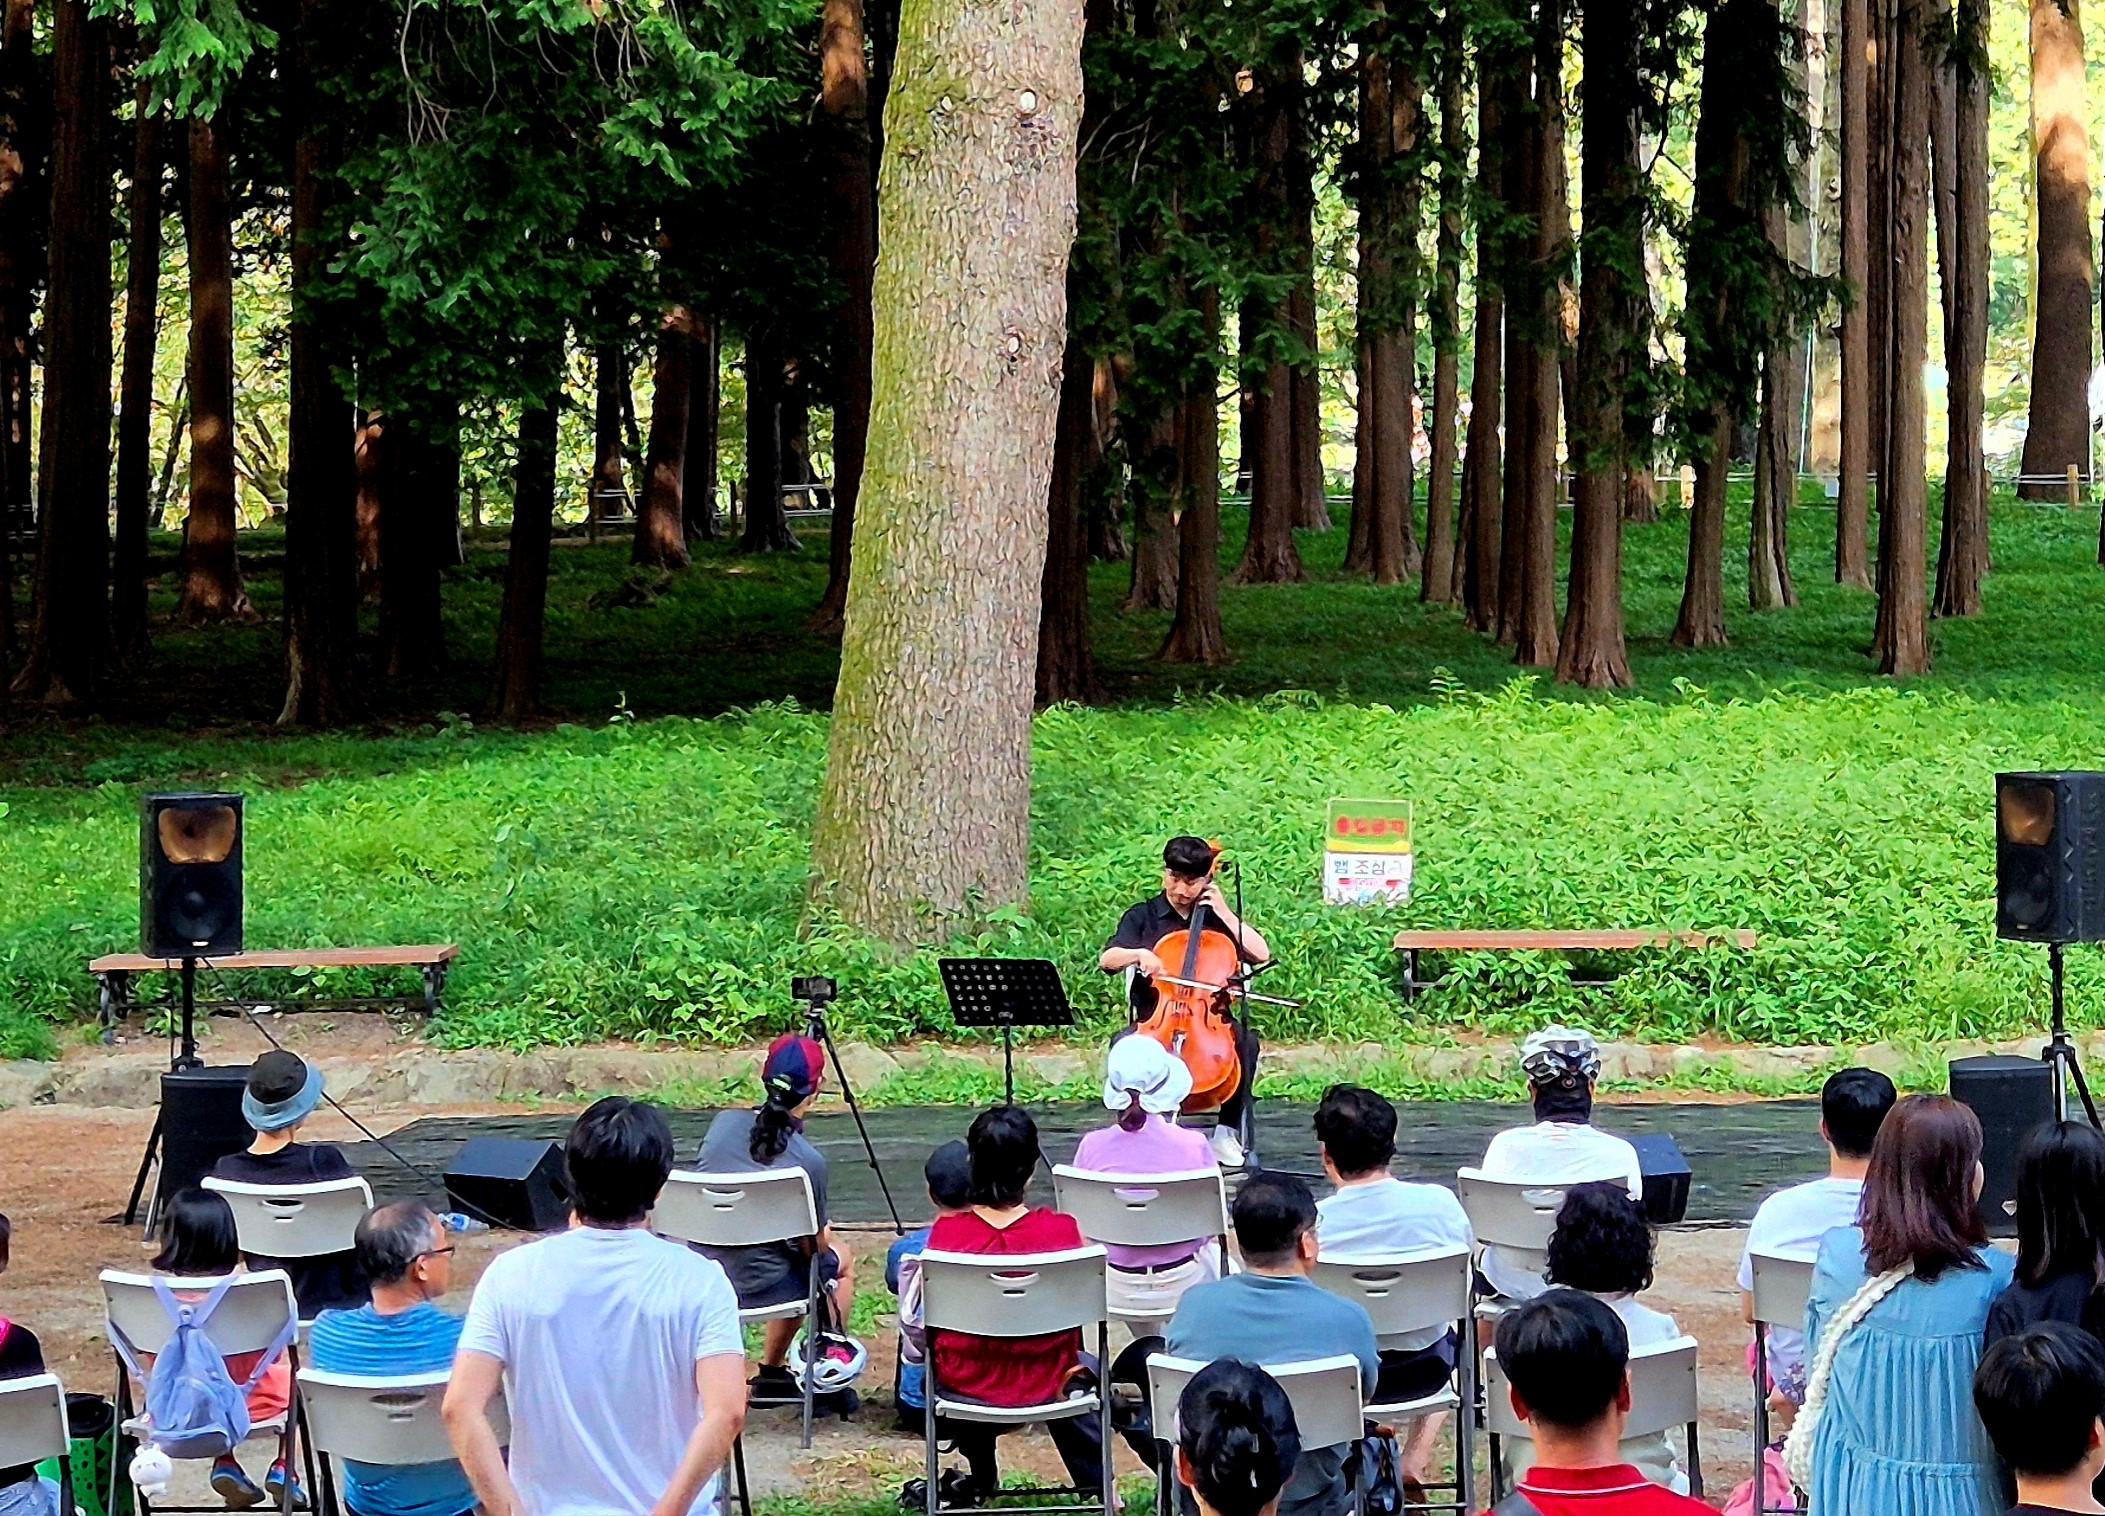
[98, 971, 133, 1040]
[422, 964, 447, 1017]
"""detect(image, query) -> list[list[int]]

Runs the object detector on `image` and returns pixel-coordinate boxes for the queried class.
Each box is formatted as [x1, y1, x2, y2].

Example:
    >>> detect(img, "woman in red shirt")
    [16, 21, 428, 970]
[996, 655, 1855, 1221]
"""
[923, 1107, 1103, 1504]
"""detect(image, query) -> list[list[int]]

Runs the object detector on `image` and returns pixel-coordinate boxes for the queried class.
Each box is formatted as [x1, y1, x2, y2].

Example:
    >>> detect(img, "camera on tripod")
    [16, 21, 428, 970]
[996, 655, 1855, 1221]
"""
[792, 975, 838, 1008]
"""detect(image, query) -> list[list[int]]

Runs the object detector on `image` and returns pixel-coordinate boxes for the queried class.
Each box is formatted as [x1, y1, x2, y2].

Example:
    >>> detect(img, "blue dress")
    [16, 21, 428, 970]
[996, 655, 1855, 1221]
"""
[1804, 1225, 2014, 1516]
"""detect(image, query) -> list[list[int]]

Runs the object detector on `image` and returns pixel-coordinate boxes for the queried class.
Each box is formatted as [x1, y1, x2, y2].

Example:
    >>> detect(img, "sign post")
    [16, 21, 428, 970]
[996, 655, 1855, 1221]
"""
[1323, 798, 1414, 905]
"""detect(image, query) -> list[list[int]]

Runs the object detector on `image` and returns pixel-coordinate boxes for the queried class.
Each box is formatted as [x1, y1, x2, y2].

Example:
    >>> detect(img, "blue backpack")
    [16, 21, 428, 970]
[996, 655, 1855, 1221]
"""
[112, 1278, 295, 1460]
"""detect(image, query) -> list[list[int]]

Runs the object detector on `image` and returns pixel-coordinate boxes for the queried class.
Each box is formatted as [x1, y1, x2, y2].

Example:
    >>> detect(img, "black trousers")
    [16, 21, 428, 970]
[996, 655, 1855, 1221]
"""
[941, 1413, 1104, 1493]
[1217, 1021, 1261, 1131]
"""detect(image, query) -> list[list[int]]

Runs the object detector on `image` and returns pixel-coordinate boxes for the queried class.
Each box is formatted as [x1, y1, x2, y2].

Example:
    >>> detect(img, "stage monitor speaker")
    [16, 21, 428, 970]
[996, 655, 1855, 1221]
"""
[1997, 772, 2105, 943]
[1951, 1054, 2056, 1236]
[445, 1138, 569, 1232]
[158, 1066, 253, 1206]
[141, 793, 244, 958]
[1630, 1132, 1692, 1226]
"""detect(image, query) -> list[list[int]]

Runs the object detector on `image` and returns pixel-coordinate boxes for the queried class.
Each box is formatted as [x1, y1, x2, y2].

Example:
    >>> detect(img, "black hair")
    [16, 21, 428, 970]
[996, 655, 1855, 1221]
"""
[966, 1106, 1041, 1208]
[1177, 1360, 1301, 1516]
[565, 1096, 674, 1225]
[1314, 1085, 1397, 1178]
[1545, 1182, 1655, 1295]
[2013, 1120, 2105, 1289]
[924, 1140, 972, 1211]
[1229, 1170, 1318, 1268]
[1531, 1075, 1594, 1124]
[0, 1212, 11, 1272]
[1495, 1289, 1631, 1433]
[1975, 1322, 2105, 1478]
[751, 1084, 802, 1164]
[1164, 836, 1216, 880]
[356, 1201, 441, 1287]
[152, 1188, 242, 1276]
[1821, 1067, 1898, 1159]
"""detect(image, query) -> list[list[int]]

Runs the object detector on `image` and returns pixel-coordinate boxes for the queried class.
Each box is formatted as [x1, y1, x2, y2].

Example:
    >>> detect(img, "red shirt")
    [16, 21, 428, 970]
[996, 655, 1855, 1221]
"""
[1483, 1465, 1714, 1515]
[926, 1207, 1086, 1407]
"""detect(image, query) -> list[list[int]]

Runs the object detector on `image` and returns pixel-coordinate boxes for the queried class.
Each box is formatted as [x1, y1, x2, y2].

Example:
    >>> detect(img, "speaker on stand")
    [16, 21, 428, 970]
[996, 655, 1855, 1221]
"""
[1996, 772, 2105, 1127]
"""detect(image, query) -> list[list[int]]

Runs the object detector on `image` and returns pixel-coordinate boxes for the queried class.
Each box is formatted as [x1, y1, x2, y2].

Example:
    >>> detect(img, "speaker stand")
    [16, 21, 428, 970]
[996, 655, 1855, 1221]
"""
[123, 957, 205, 1229]
[2046, 942, 2100, 1129]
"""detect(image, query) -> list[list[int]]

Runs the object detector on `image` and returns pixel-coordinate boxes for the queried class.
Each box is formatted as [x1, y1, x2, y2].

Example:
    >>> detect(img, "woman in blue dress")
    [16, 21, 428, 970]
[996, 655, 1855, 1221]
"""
[1798, 1094, 2016, 1516]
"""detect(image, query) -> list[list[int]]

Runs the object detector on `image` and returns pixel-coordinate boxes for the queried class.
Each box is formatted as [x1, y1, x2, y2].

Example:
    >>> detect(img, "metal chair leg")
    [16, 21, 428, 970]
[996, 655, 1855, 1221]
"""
[1751, 1323, 1769, 1516]
[1454, 1320, 1476, 1516]
[1687, 1423, 1703, 1501]
[1098, 1324, 1114, 1516]
[731, 1434, 753, 1516]
[924, 1363, 941, 1516]
[1487, 1430, 1503, 1505]
[802, 1260, 820, 1449]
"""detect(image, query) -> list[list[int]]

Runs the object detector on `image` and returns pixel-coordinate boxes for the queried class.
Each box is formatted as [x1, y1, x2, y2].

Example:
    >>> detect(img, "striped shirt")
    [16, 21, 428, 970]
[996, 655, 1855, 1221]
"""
[306, 1303, 472, 1516]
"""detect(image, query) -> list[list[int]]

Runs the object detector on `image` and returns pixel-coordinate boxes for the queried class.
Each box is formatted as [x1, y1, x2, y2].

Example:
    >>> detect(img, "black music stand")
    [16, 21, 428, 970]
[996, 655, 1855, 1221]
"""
[939, 958, 1074, 1105]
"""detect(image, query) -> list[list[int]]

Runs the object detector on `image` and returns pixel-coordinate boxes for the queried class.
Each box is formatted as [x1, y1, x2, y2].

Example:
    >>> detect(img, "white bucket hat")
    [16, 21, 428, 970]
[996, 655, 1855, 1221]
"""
[1102, 1034, 1194, 1116]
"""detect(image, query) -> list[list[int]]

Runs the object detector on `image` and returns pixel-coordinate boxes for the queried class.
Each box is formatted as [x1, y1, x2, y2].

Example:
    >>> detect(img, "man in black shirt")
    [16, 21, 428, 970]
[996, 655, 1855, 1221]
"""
[1099, 836, 1272, 1167]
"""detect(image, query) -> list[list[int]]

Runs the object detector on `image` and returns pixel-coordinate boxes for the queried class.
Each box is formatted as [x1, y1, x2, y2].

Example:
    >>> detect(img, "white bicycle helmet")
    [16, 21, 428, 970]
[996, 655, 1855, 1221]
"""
[788, 1327, 869, 1393]
[1520, 1025, 1603, 1085]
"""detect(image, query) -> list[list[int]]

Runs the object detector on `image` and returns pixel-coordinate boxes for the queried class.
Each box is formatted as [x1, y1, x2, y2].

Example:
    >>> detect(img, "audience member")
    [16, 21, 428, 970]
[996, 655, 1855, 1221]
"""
[694, 1033, 859, 1400]
[308, 1203, 472, 1516]
[445, 1098, 746, 1516]
[1975, 1323, 2105, 1516]
[1737, 1066, 1894, 1404]
[1166, 1171, 1377, 1516]
[1175, 1361, 1301, 1516]
[1986, 1122, 2105, 1350]
[1488, 1290, 1711, 1515]
[209, 1050, 366, 1318]
[1312, 1083, 1471, 1494]
[1072, 1035, 1222, 1319]
[1792, 1094, 2013, 1516]
[1477, 1028, 1641, 1302]
[0, 1215, 59, 1516]
[887, 1140, 972, 1435]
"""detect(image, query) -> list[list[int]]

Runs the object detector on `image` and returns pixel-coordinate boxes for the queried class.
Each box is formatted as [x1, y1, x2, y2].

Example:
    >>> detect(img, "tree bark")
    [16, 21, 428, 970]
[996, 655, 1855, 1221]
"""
[0, 0, 43, 564]
[179, 114, 248, 623]
[633, 306, 694, 569]
[1874, 0, 1931, 671]
[1125, 406, 1181, 611]
[1836, 0, 1873, 582]
[2020, 0, 2093, 498]
[378, 393, 454, 679]
[1750, 202, 1800, 610]
[492, 377, 560, 721]
[1037, 329, 1097, 702]
[1235, 70, 1307, 585]
[1937, 0, 1990, 612]
[112, 79, 159, 656]
[685, 318, 720, 541]
[1162, 347, 1230, 665]
[354, 409, 384, 587]
[1460, 67, 1507, 632]
[1512, 8, 1563, 669]
[1421, 6, 1466, 604]
[591, 338, 628, 524]
[739, 327, 800, 552]
[809, 0, 1085, 945]
[1286, 83, 1329, 535]
[1495, 50, 1535, 647]
[1348, 27, 1417, 585]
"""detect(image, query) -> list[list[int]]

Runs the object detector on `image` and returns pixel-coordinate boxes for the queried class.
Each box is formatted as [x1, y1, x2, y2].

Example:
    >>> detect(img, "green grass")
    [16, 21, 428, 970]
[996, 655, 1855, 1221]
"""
[3, 492, 2103, 1064]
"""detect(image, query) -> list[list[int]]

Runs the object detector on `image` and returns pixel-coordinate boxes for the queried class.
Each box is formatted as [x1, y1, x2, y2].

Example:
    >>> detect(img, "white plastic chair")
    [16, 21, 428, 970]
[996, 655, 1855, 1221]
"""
[0, 1373, 72, 1516]
[1484, 1335, 1702, 1500]
[918, 1246, 1114, 1516]
[1456, 1169, 1572, 1306]
[1144, 1353, 1367, 1516]
[1051, 1166, 1227, 1327]
[1747, 1250, 1816, 1516]
[202, 1178, 375, 1263]
[298, 1366, 504, 1516]
[1314, 1248, 1476, 1514]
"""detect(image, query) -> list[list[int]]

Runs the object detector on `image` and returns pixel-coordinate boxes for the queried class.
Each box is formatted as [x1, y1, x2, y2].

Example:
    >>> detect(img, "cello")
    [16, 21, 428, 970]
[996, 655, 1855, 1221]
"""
[1135, 894, 1245, 1114]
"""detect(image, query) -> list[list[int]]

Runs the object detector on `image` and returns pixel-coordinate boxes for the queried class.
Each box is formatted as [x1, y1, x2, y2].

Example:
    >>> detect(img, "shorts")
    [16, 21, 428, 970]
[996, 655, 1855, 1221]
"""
[1374, 1331, 1458, 1405]
[726, 1245, 843, 1313]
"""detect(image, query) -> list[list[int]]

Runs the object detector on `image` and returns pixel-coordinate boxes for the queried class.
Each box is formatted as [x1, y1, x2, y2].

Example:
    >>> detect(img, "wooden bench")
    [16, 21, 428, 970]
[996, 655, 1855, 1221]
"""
[1392, 929, 1758, 1002]
[89, 945, 460, 1028]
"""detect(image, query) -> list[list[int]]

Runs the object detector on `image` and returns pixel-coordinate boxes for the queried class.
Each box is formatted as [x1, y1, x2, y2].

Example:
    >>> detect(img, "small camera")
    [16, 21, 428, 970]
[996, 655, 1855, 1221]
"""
[792, 975, 838, 1006]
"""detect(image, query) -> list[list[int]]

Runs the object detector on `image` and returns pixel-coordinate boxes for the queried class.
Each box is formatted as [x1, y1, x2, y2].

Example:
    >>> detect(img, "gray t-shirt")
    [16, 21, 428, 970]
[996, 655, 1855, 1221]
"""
[693, 1108, 830, 1307]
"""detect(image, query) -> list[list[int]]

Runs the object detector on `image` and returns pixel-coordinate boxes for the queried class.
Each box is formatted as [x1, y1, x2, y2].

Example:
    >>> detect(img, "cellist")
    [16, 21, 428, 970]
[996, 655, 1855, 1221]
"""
[1098, 836, 1272, 1167]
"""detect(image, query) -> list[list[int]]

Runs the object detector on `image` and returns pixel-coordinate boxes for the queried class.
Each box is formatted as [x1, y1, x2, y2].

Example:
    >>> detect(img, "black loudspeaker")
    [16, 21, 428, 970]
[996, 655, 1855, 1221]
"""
[1997, 772, 2105, 944]
[141, 793, 244, 958]
[445, 1138, 570, 1232]
[1630, 1132, 1692, 1226]
[158, 1067, 253, 1206]
[1951, 1054, 2057, 1236]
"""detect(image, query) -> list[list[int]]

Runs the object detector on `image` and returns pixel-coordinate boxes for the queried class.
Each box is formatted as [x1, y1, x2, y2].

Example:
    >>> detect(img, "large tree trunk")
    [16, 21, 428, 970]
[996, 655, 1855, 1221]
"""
[739, 327, 801, 552]
[1348, 26, 1417, 586]
[1835, 0, 1873, 582]
[591, 337, 628, 525]
[809, 0, 1085, 945]
[1161, 343, 1230, 665]
[1874, 0, 1931, 671]
[0, 0, 43, 581]
[1494, 50, 1535, 647]
[1750, 201, 1800, 610]
[1125, 407, 1181, 610]
[685, 318, 720, 541]
[178, 115, 248, 623]
[492, 376, 560, 721]
[112, 79, 159, 657]
[810, 0, 876, 633]
[1460, 68, 1507, 632]
[2021, 0, 2094, 498]
[1235, 70, 1307, 585]
[633, 306, 694, 569]
[1938, 0, 1990, 612]
[1557, 0, 1636, 689]
[1512, 8, 1563, 668]
[1037, 330, 1097, 702]
[1421, 6, 1466, 604]
[1286, 82, 1329, 535]
[378, 392, 455, 679]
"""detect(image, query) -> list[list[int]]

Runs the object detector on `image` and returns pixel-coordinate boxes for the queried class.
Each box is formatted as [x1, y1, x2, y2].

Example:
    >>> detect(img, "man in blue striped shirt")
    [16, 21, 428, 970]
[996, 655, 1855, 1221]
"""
[309, 1203, 473, 1516]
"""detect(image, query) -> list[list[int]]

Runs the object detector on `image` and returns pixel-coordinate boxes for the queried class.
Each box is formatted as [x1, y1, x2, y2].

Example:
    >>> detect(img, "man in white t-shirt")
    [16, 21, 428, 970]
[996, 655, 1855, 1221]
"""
[445, 1098, 747, 1516]
[1476, 1027, 1643, 1302]
[1737, 1066, 1895, 1406]
[1313, 1083, 1474, 1497]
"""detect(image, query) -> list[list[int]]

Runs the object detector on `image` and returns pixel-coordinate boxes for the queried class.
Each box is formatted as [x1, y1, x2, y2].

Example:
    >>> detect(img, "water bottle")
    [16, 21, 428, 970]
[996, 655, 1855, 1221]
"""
[440, 1212, 490, 1234]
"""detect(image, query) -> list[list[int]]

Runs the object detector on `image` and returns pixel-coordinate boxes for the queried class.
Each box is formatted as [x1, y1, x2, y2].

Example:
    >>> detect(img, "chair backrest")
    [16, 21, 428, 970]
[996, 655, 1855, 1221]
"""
[0, 1374, 69, 1471]
[1146, 1353, 1365, 1453]
[1313, 1248, 1472, 1341]
[102, 1270, 300, 1358]
[1748, 1250, 1816, 1330]
[1456, 1170, 1570, 1253]
[1484, 1335, 1700, 1441]
[298, 1369, 506, 1465]
[202, 1177, 375, 1260]
[918, 1247, 1107, 1338]
[653, 1169, 818, 1248]
[1051, 1166, 1227, 1251]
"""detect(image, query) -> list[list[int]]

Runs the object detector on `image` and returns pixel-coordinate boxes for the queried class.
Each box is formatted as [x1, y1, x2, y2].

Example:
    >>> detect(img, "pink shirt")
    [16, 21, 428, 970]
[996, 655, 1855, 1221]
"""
[1072, 1117, 1218, 1267]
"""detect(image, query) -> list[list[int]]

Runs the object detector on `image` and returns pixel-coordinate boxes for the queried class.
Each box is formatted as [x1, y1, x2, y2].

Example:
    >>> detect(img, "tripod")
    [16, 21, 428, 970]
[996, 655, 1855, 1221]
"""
[801, 989, 903, 1234]
[2046, 941, 2100, 1128]
[122, 957, 203, 1227]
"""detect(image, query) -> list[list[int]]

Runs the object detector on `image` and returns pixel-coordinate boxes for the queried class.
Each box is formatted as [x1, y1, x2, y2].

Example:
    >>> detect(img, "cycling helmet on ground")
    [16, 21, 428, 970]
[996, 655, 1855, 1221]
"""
[789, 1327, 868, 1393]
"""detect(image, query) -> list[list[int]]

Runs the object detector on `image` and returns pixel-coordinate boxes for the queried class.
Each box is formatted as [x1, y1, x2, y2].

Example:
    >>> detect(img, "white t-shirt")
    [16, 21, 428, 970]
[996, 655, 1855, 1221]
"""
[1736, 1174, 1864, 1391]
[1498, 1293, 1688, 1494]
[459, 1225, 744, 1516]
[1475, 1120, 1644, 1301]
[1317, 1177, 1476, 1351]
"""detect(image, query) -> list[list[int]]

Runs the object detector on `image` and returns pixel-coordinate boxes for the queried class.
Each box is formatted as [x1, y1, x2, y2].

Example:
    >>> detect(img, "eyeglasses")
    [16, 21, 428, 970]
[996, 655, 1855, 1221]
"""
[415, 1246, 457, 1262]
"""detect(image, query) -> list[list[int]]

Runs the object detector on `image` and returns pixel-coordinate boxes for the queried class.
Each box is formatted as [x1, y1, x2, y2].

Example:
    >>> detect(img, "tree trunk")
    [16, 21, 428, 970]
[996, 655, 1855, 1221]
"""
[112, 79, 159, 656]
[0, 0, 43, 568]
[1287, 85, 1329, 535]
[354, 408, 383, 587]
[1937, 0, 1989, 612]
[1494, 51, 1535, 647]
[1836, 0, 1873, 582]
[1750, 204, 1800, 610]
[591, 338, 628, 524]
[2021, 0, 2093, 498]
[810, 0, 876, 633]
[492, 377, 560, 720]
[1460, 68, 1507, 632]
[809, 0, 1085, 945]
[685, 318, 720, 541]
[179, 114, 248, 623]
[1125, 407, 1181, 611]
[1037, 330, 1096, 702]
[1349, 27, 1416, 585]
[1164, 295, 1229, 664]
[1235, 71, 1307, 584]
[1874, 0, 1931, 671]
[634, 306, 694, 569]
[739, 327, 800, 552]
[1421, 3, 1465, 604]
[378, 392, 454, 679]
[1512, 8, 1563, 669]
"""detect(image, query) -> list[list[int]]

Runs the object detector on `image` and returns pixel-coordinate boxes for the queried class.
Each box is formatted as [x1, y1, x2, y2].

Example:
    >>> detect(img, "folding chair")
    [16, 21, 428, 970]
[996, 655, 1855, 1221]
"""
[1455, 1170, 1572, 1312]
[1050, 1166, 1227, 1330]
[653, 1168, 822, 1516]
[918, 1246, 1114, 1516]
[1145, 1353, 1367, 1516]
[102, 1268, 316, 1516]
[297, 1369, 506, 1516]
[1748, 1250, 1815, 1516]
[1484, 1334, 1702, 1501]
[0, 1374, 72, 1516]
[1313, 1248, 1475, 1515]
[202, 1179, 375, 1321]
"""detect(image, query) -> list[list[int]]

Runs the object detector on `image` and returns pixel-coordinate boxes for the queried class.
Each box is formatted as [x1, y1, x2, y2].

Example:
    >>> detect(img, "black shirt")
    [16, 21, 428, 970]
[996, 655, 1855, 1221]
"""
[1985, 1269, 2105, 1348]
[209, 1143, 369, 1317]
[2011, 1506, 2097, 1514]
[1109, 894, 1258, 1015]
[0, 1319, 45, 1487]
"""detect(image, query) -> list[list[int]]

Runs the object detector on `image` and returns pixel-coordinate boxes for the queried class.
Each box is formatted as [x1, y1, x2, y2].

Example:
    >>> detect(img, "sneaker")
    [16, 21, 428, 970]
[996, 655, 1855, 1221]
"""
[1209, 1125, 1246, 1168]
[210, 1458, 263, 1511]
[749, 1363, 800, 1406]
[265, 1460, 310, 1512]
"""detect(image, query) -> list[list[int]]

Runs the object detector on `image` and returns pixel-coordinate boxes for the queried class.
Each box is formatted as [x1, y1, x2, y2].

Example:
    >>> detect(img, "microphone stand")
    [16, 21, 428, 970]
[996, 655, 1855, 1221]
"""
[1225, 860, 1258, 1165]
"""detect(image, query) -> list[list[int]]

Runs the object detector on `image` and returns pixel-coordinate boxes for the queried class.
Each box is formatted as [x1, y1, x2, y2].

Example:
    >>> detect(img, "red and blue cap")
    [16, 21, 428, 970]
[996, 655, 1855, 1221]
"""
[763, 1033, 827, 1103]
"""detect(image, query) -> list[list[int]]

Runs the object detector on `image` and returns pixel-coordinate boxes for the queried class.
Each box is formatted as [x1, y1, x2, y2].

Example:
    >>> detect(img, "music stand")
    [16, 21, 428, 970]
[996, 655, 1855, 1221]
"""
[939, 958, 1074, 1105]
